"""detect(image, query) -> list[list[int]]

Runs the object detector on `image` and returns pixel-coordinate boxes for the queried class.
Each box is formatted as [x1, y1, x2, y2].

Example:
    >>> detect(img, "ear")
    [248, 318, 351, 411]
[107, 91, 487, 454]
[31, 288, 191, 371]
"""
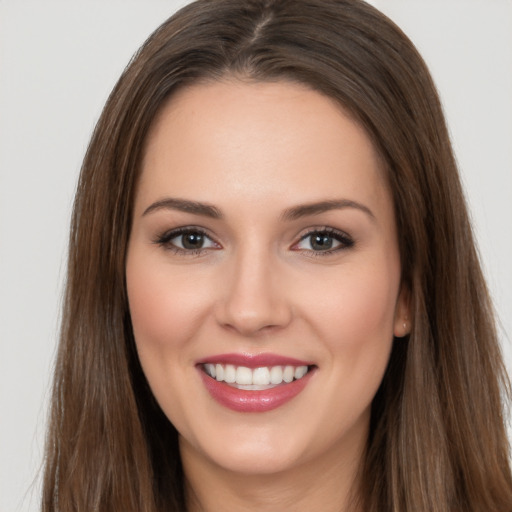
[393, 284, 411, 338]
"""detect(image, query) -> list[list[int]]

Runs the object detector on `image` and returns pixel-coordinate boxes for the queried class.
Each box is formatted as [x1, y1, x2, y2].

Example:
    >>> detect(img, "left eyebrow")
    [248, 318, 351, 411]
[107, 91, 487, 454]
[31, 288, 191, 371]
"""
[142, 197, 223, 219]
[281, 199, 375, 222]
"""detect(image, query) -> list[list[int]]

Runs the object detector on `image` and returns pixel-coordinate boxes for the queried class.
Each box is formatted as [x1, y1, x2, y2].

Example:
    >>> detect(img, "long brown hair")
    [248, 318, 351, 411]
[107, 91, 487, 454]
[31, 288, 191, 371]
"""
[42, 1, 512, 510]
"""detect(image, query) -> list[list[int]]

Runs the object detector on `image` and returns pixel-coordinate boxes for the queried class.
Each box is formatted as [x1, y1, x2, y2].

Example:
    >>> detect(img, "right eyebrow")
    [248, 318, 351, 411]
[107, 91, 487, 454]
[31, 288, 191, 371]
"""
[142, 197, 223, 219]
[281, 199, 376, 223]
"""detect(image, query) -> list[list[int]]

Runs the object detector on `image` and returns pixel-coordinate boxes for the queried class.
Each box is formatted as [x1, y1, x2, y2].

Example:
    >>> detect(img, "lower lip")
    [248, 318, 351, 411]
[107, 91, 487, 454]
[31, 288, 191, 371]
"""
[199, 368, 315, 413]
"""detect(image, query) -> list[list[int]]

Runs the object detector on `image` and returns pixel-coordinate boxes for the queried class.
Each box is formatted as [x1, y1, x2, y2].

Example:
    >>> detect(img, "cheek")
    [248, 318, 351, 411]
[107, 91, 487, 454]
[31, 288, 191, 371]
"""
[299, 258, 400, 434]
[125, 250, 218, 430]
[302, 255, 400, 367]
[340, 271, 396, 342]
[126, 251, 211, 363]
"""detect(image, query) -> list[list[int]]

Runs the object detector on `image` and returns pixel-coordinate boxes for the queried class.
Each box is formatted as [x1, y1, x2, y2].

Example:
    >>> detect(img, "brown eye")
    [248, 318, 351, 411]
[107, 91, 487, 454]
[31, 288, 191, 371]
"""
[309, 233, 335, 251]
[295, 229, 354, 253]
[180, 232, 205, 249]
[155, 228, 219, 253]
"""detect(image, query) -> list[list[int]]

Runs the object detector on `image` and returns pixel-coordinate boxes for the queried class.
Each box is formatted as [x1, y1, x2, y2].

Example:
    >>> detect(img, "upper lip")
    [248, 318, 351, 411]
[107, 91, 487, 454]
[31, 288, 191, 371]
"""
[196, 352, 314, 368]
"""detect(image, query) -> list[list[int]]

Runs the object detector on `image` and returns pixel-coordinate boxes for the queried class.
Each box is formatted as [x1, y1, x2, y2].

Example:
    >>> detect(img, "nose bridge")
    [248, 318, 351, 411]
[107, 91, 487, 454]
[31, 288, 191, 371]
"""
[216, 242, 291, 335]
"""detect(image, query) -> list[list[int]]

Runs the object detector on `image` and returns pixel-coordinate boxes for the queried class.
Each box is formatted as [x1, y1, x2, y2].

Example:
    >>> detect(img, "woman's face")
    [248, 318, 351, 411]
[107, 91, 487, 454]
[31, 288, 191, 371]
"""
[126, 80, 409, 476]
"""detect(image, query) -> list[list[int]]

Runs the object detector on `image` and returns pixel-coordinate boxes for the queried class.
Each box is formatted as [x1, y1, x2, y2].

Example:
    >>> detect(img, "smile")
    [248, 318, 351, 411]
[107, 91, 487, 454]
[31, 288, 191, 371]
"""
[203, 363, 310, 389]
[197, 354, 316, 413]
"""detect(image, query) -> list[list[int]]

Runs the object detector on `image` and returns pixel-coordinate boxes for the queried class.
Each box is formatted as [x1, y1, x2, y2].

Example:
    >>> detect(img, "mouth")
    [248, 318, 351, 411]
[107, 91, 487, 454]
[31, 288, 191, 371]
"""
[202, 363, 312, 390]
[197, 354, 317, 412]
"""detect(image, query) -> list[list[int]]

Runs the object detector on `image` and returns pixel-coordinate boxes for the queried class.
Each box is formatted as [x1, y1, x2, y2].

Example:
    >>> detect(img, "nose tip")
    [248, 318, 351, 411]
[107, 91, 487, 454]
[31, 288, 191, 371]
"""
[215, 257, 292, 336]
[221, 305, 287, 336]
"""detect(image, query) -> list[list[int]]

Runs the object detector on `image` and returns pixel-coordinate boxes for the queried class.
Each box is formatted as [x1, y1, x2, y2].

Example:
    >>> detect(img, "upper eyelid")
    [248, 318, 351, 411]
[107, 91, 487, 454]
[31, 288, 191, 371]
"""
[296, 226, 353, 240]
[158, 225, 215, 238]
[154, 225, 354, 248]
[292, 227, 355, 251]
[154, 226, 219, 246]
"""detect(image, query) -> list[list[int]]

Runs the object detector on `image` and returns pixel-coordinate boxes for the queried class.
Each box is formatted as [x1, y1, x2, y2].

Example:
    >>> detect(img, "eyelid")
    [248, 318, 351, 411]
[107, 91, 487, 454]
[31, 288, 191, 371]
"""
[153, 226, 221, 254]
[153, 224, 354, 256]
[291, 226, 355, 254]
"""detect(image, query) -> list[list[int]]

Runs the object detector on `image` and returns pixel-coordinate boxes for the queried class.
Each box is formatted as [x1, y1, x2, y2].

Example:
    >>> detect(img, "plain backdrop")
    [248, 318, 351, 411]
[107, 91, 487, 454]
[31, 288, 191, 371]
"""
[0, 1, 511, 511]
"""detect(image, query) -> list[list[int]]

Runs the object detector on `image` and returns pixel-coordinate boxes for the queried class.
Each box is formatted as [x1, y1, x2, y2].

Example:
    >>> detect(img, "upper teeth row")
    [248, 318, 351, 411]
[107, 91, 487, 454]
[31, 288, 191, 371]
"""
[204, 363, 308, 386]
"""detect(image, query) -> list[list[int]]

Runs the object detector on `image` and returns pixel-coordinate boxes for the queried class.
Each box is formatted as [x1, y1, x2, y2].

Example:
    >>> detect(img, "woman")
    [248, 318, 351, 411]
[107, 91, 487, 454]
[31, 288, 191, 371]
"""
[42, 0, 512, 510]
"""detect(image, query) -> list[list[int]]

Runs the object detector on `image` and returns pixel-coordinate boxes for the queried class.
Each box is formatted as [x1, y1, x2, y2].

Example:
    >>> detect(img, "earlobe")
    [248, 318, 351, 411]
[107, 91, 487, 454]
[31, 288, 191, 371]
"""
[394, 317, 410, 338]
[393, 285, 411, 338]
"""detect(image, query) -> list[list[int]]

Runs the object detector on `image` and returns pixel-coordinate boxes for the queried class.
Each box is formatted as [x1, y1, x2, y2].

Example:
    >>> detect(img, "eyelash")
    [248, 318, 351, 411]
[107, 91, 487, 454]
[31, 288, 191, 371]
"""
[153, 226, 355, 257]
[153, 227, 218, 256]
[293, 227, 354, 257]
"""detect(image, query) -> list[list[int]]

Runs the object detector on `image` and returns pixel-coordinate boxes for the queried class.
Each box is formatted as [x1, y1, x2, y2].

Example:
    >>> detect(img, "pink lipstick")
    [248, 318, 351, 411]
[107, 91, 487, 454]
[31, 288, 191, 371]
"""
[196, 353, 316, 413]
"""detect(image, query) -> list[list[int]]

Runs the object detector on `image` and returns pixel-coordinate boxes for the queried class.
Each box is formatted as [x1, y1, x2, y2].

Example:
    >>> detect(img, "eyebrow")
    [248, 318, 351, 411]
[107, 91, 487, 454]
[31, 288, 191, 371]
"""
[142, 197, 375, 222]
[142, 198, 223, 219]
[281, 199, 375, 222]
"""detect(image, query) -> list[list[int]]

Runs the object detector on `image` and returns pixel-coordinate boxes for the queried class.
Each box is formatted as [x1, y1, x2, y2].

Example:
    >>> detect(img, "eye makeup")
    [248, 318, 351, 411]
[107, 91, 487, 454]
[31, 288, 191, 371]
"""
[152, 224, 355, 258]
[292, 226, 354, 256]
[153, 226, 221, 256]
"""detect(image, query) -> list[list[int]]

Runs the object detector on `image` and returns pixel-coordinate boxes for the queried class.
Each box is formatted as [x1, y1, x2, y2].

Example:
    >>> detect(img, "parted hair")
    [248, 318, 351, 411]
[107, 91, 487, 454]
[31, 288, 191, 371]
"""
[42, 1, 512, 511]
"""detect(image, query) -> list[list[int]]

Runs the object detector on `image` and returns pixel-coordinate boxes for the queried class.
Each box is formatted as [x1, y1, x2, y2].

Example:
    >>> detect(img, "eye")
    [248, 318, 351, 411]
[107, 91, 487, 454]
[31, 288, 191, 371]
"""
[171, 231, 214, 250]
[293, 228, 354, 253]
[154, 227, 219, 253]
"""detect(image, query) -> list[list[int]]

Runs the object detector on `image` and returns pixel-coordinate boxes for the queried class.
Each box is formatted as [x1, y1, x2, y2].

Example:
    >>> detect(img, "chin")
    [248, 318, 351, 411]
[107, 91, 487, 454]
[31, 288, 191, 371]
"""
[180, 422, 313, 476]
[211, 448, 304, 476]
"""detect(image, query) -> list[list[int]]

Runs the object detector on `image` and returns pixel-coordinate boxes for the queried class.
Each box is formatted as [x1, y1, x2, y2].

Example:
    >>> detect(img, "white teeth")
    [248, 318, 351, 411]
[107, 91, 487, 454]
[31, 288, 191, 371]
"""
[236, 366, 253, 385]
[283, 365, 294, 383]
[204, 363, 310, 387]
[215, 364, 224, 381]
[269, 366, 283, 384]
[205, 363, 216, 378]
[294, 366, 307, 379]
[253, 367, 270, 386]
[224, 364, 236, 383]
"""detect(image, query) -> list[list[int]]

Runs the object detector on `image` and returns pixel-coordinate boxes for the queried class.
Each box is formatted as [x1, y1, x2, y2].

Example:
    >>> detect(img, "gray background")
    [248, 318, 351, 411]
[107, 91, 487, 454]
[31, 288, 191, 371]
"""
[1, 1, 511, 511]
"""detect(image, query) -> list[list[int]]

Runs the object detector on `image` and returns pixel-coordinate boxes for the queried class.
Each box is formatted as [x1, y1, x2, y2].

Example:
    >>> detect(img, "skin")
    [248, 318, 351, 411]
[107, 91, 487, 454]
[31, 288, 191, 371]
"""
[126, 79, 410, 512]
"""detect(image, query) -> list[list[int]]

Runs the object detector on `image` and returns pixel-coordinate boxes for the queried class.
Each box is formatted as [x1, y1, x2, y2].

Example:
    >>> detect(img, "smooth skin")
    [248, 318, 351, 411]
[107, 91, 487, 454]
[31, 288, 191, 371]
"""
[126, 79, 410, 512]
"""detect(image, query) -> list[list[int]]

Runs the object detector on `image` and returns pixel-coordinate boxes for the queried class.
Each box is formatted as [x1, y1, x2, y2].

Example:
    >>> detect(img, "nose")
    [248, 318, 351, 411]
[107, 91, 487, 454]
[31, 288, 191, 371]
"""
[214, 247, 293, 336]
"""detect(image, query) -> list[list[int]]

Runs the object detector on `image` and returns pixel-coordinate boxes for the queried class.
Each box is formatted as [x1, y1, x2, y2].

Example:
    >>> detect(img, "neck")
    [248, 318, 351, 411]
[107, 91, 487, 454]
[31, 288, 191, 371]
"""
[180, 429, 366, 512]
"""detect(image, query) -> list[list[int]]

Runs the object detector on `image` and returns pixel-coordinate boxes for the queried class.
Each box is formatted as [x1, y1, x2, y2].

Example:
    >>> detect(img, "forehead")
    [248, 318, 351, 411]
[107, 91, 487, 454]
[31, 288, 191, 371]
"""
[137, 79, 390, 217]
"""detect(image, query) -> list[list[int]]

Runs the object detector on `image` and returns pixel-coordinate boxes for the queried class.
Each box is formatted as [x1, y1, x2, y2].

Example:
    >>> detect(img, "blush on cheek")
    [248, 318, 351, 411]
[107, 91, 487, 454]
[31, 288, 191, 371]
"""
[127, 260, 213, 358]
[346, 283, 396, 340]
[310, 264, 399, 365]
